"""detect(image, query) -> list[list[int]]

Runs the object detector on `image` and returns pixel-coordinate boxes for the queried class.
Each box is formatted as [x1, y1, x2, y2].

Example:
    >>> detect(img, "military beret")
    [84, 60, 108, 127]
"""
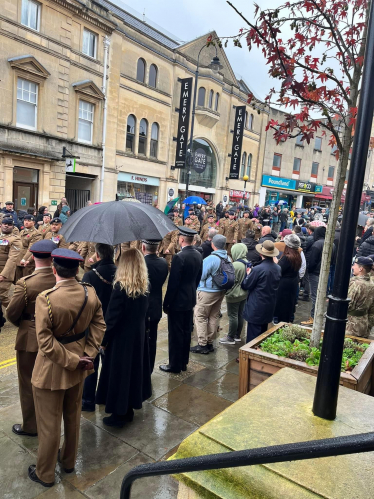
[44, 213, 52, 218]
[228, 210, 236, 215]
[51, 217, 62, 224]
[24, 215, 35, 221]
[207, 214, 214, 218]
[184, 216, 191, 221]
[30, 240, 57, 259]
[52, 248, 83, 269]
[355, 256, 374, 266]
[2, 217, 14, 225]
[142, 239, 161, 245]
[178, 226, 197, 237]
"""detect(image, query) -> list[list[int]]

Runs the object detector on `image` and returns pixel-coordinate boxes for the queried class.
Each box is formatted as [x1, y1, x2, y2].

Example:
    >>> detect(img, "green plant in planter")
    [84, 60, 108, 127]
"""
[260, 326, 368, 372]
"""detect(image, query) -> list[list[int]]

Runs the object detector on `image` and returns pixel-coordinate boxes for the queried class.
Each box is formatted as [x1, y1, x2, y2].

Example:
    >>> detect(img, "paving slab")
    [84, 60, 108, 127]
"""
[203, 372, 239, 402]
[0, 376, 19, 409]
[147, 372, 181, 402]
[189, 344, 239, 370]
[155, 359, 205, 382]
[221, 358, 239, 375]
[183, 368, 225, 389]
[36, 480, 86, 498]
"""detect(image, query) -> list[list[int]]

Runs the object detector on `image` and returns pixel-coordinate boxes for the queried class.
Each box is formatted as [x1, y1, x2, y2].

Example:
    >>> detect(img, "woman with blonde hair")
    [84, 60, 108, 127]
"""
[96, 248, 152, 427]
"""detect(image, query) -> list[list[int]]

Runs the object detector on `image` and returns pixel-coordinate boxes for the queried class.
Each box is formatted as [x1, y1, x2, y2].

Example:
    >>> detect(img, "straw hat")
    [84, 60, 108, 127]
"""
[255, 240, 279, 257]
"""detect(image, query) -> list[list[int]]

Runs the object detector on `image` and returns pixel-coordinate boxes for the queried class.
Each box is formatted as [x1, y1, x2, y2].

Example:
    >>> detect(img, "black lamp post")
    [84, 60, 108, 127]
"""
[185, 44, 223, 201]
[312, 0, 374, 420]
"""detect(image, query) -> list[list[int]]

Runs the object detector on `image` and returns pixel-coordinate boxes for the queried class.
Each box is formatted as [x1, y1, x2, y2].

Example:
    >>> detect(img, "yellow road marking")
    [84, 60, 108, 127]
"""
[0, 361, 16, 370]
[0, 357, 16, 366]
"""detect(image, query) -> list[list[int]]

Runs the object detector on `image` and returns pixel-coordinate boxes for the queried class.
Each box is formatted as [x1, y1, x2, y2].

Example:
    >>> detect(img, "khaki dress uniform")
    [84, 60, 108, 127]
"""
[38, 223, 51, 238]
[223, 220, 239, 256]
[79, 241, 97, 273]
[218, 217, 228, 235]
[0, 232, 21, 306]
[190, 218, 201, 233]
[238, 218, 253, 241]
[44, 231, 70, 250]
[346, 274, 374, 338]
[15, 227, 42, 282]
[31, 280, 105, 483]
[114, 242, 131, 267]
[200, 223, 215, 242]
[158, 231, 178, 270]
[12, 226, 20, 235]
[7, 267, 56, 434]
[68, 241, 80, 252]
[203, 212, 217, 224]
[253, 223, 263, 241]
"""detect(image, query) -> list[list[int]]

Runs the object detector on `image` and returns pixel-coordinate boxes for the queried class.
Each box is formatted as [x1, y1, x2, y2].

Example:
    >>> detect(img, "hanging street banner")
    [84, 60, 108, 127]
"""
[229, 105, 246, 179]
[175, 77, 193, 169]
[193, 148, 207, 173]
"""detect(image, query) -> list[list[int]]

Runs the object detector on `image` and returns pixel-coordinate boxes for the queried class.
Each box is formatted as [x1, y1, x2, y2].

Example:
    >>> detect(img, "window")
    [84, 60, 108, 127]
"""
[241, 152, 247, 178]
[136, 58, 146, 83]
[138, 118, 148, 155]
[245, 111, 248, 128]
[208, 90, 214, 109]
[21, 0, 40, 31]
[246, 153, 252, 178]
[328, 166, 335, 179]
[272, 153, 282, 170]
[293, 158, 301, 172]
[296, 134, 304, 146]
[149, 64, 157, 88]
[78, 100, 94, 143]
[248, 113, 254, 130]
[331, 144, 338, 155]
[126, 114, 136, 152]
[82, 28, 97, 58]
[150, 122, 159, 158]
[314, 136, 322, 151]
[311, 161, 319, 176]
[17, 78, 37, 130]
[198, 87, 206, 106]
[215, 93, 219, 112]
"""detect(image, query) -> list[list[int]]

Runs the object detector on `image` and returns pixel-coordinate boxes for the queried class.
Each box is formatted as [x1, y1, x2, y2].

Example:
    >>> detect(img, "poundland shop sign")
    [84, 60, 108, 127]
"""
[262, 175, 322, 193]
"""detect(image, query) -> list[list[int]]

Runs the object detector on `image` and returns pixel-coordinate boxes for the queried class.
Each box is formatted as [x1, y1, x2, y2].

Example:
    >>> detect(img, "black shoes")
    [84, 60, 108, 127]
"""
[81, 403, 95, 412]
[103, 410, 134, 428]
[28, 465, 54, 487]
[190, 345, 209, 354]
[159, 364, 181, 374]
[57, 449, 75, 473]
[12, 424, 37, 437]
[207, 344, 214, 352]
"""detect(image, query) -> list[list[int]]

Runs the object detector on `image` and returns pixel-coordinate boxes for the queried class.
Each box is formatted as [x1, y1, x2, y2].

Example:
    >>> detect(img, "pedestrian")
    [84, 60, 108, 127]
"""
[241, 240, 281, 342]
[142, 239, 168, 373]
[160, 227, 202, 373]
[293, 225, 306, 251]
[2, 201, 19, 228]
[237, 209, 253, 242]
[190, 235, 229, 354]
[258, 226, 276, 244]
[241, 229, 262, 266]
[220, 243, 249, 344]
[346, 257, 374, 338]
[53, 197, 68, 218]
[193, 234, 204, 255]
[279, 208, 289, 232]
[81, 243, 117, 412]
[96, 248, 152, 428]
[200, 214, 216, 241]
[36, 206, 48, 226]
[0, 217, 21, 307]
[7, 240, 57, 437]
[28, 249, 105, 488]
[271, 206, 280, 233]
[357, 229, 374, 257]
[59, 205, 71, 224]
[16, 215, 43, 281]
[216, 201, 224, 219]
[201, 228, 217, 259]
[273, 234, 302, 323]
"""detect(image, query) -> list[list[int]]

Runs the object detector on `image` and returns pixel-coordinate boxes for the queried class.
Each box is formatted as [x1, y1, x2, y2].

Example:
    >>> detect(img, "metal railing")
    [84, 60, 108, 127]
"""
[120, 432, 374, 498]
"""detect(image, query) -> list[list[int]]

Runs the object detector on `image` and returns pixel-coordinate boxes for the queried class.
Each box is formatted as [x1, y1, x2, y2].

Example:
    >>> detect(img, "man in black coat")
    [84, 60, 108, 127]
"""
[216, 201, 224, 219]
[142, 239, 168, 372]
[258, 226, 276, 244]
[81, 243, 117, 412]
[160, 227, 203, 374]
[242, 229, 262, 266]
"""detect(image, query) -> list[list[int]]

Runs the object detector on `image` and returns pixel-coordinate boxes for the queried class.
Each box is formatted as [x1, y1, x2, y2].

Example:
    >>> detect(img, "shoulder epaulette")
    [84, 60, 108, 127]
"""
[80, 282, 93, 288]
[39, 287, 57, 297]
[39, 287, 56, 326]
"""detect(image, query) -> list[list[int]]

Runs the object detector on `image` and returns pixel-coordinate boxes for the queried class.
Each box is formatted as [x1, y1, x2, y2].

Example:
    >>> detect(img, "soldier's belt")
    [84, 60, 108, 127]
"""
[57, 328, 88, 345]
[348, 310, 367, 317]
[22, 313, 35, 322]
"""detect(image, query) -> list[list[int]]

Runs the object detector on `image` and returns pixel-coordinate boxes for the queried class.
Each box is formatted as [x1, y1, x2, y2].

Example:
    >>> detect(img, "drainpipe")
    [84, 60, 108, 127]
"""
[100, 35, 110, 202]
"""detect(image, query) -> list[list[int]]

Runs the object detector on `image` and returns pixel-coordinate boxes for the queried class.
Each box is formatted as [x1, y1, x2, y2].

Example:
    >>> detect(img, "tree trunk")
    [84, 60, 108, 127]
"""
[309, 129, 351, 348]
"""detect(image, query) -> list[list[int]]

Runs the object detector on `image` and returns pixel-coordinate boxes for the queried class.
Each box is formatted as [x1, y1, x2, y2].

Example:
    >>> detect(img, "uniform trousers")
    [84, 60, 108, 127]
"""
[33, 380, 84, 483]
[16, 350, 38, 433]
[147, 318, 160, 373]
[168, 309, 193, 371]
[194, 290, 226, 346]
[0, 279, 13, 307]
[246, 322, 268, 343]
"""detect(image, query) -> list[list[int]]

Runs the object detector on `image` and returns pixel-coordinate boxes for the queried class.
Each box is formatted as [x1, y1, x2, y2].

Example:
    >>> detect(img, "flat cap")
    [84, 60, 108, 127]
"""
[355, 256, 374, 266]
[5, 201, 13, 205]
[2, 217, 14, 225]
[30, 240, 56, 259]
[51, 217, 62, 224]
[24, 215, 35, 221]
[52, 248, 83, 268]
[178, 226, 197, 237]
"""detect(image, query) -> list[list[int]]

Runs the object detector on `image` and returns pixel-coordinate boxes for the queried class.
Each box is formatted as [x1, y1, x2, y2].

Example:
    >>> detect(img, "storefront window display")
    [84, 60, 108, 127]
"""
[117, 172, 159, 205]
[180, 139, 217, 189]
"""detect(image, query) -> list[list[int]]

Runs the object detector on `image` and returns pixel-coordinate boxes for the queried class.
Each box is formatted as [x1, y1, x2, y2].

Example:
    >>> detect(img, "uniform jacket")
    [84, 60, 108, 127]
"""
[238, 218, 253, 241]
[223, 220, 239, 243]
[114, 242, 131, 266]
[159, 231, 178, 254]
[346, 274, 374, 338]
[44, 230, 69, 250]
[0, 232, 21, 279]
[200, 223, 215, 241]
[31, 279, 105, 390]
[7, 267, 56, 352]
[218, 217, 228, 234]
[82, 259, 117, 316]
[144, 253, 168, 322]
[163, 245, 203, 311]
[190, 219, 201, 232]
[17, 227, 42, 265]
[38, 223, 51, 238]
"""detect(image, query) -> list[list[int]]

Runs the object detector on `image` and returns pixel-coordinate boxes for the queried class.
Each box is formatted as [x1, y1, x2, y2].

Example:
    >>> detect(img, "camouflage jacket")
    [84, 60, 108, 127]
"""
[346, 274, 374, 338]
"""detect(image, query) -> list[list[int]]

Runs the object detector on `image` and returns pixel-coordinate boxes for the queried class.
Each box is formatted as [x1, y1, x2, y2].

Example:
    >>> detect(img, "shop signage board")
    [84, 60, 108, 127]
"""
[229, 106, 246, 179]
[118, 172, 160, 186]
[230, 190, 250, 199]
[65, 158, 75, 173]
[262, 175, 322, 193]
[193, 148, 207, 173]
[175, 77, 193, 169]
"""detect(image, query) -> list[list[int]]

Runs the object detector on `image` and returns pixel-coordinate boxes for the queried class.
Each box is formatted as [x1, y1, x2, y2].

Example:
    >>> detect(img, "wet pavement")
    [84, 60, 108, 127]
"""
[0, 296, 314, 498]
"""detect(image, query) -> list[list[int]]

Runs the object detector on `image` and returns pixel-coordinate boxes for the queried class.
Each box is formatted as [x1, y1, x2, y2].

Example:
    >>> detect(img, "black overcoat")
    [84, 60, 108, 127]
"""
[273, 256, 300, 323]
[144, 254, 168, 322]
[82, 259, 117, 316]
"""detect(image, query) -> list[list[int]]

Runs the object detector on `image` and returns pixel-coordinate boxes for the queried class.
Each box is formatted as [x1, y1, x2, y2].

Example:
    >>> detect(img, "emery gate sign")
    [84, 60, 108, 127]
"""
[229, 105, 246, 180]
[175, 78, 193, 169]
[262, 175, 323, 193]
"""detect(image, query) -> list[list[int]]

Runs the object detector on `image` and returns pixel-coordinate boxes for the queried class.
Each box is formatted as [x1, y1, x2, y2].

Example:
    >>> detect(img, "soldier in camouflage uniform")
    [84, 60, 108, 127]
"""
[218, 212, 229, 234]
[203, 207, 217, 224]
[189, 212, 201, 233]
[253, 222, 263, 241]
[172, 210, 183, 227]
[238, 210, 253, 242]
[346, 256, 374, 338]
[38, 214, 52, 238]
[16, 215, 43, 281]
[200, 215, 216, 241]
[158, 230, 179, 270]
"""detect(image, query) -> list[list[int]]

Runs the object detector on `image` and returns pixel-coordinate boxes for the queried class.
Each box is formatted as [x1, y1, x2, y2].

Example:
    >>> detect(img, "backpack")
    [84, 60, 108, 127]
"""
[212, 255, 235, 290]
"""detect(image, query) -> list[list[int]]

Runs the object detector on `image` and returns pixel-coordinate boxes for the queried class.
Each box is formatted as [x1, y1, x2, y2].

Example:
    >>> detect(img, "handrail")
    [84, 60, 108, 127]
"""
[120, 432, 374, 498]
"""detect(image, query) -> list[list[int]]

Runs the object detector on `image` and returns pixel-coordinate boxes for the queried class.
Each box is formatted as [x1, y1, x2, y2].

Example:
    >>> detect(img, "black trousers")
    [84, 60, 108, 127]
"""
[246, 323, 268, 343]
[168, 309, 193, 371]
[146, 318, 160, 373]
[82, 354, 100, 407]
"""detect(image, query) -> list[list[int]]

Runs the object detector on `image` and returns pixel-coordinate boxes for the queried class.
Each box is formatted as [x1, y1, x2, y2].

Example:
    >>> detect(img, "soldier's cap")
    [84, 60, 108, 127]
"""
[5, 201, 14, 206]
[24, 215, 35, 221]
[52, 248, 83, 268]
[142, 239, 161, 245]
[207, 214, 214, 218]
[51, 217, 62, 224]
[1, 217, 14, 225]
[30, 240, 57, 259]
[184, 216, 191, 221]
[228, 210, 236, 215]
[355, 256, 374, 267]
[44, 213, 52, 218]
[178, 226, 197, 237]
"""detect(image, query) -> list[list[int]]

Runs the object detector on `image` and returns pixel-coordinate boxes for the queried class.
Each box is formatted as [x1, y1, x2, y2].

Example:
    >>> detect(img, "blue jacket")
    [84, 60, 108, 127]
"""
[198, 249, 228, 292]
[241, 258, 281, 324]
[1, 208, 18, 227]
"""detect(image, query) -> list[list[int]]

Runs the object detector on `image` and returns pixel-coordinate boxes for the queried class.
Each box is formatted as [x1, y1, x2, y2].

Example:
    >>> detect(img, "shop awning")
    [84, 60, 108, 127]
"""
[315, 194, 331, 200]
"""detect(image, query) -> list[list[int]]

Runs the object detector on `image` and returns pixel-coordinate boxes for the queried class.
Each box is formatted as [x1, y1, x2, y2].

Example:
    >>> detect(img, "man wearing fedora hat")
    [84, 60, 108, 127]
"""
[241, 240, 281, 342]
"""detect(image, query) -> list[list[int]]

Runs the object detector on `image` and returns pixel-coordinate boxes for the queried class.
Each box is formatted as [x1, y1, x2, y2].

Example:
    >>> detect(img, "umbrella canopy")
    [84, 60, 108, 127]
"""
[358, 211, 369, 227]
[59, 201, 177, 245]
[184, 196, 207, 205]
[164, 197, 180, 215]
[310, 220, 326, 228]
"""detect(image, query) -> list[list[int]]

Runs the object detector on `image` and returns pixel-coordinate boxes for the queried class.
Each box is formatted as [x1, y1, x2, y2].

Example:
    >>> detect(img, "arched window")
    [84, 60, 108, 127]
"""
[138, 118, 148, 155]
[245, 111, 248, 128]
[136, 58, 146, 83]
[180, 138, 217, 189]
[149, 64, 157, 88]
[215, 92, 219, 111]
[126, 114, 136, 152]
[150, 122, 159, 158]
[198, 87, 206, 106]
[208, 90, 214, 109]
[246, 153, 252, 178]
[248, 113, 254, 130]
[241, 152, 247, 178]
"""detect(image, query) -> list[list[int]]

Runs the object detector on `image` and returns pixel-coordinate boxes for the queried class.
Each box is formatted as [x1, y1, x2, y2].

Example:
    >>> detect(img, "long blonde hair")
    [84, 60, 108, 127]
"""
[114, 248, 148, 298]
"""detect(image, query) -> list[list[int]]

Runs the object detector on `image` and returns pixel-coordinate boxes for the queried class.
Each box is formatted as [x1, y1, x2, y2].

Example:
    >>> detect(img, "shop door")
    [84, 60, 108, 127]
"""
[13, 182, 38, 212]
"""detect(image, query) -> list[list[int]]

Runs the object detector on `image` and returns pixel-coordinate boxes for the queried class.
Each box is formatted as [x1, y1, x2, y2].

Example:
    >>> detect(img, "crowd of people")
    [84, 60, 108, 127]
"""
[2, 196, 374, 488]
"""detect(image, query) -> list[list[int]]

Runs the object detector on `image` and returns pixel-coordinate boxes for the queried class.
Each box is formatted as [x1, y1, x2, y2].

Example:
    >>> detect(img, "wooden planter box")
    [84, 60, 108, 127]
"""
[239, 322, 374, 398]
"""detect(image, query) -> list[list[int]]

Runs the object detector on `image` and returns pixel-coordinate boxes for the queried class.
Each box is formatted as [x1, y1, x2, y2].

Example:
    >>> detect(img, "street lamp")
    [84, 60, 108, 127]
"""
[242, 175, 249, 204]
[185, 42, 223, 201]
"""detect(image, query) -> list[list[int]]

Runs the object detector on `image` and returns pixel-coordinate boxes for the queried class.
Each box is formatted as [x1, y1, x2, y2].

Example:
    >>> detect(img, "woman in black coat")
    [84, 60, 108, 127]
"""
[274, 234, 302, 323]
[241, 230, 262, 266]
[96, 248, 152, 428]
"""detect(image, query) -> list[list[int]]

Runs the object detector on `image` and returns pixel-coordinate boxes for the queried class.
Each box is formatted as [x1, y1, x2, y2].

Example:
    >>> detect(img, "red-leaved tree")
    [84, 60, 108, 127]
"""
[221, 0, 371, 346]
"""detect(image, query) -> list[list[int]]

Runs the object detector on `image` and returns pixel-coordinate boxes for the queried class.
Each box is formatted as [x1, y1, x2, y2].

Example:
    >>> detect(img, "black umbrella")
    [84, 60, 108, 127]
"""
[59, 201, 177, 244]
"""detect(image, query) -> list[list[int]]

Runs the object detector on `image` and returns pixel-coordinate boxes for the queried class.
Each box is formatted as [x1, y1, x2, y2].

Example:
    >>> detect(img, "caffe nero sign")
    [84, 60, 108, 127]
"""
[193, 148, 207, 173]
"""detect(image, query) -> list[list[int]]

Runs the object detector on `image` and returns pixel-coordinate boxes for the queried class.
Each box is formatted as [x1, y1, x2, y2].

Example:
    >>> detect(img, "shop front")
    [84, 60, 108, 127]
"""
[229, 190, 250, 207]
[314, 186, 346, 208]
[117, 172, 159, 205]
[260, 175, 323, 208]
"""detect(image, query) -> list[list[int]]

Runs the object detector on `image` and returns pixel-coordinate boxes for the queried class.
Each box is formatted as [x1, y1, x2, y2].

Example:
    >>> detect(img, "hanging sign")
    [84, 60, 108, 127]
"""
[193, 148, 207, 173]
[65, 158, 76, 173]
[175, 78, 193, 169]
[229, 106, 246, 179]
